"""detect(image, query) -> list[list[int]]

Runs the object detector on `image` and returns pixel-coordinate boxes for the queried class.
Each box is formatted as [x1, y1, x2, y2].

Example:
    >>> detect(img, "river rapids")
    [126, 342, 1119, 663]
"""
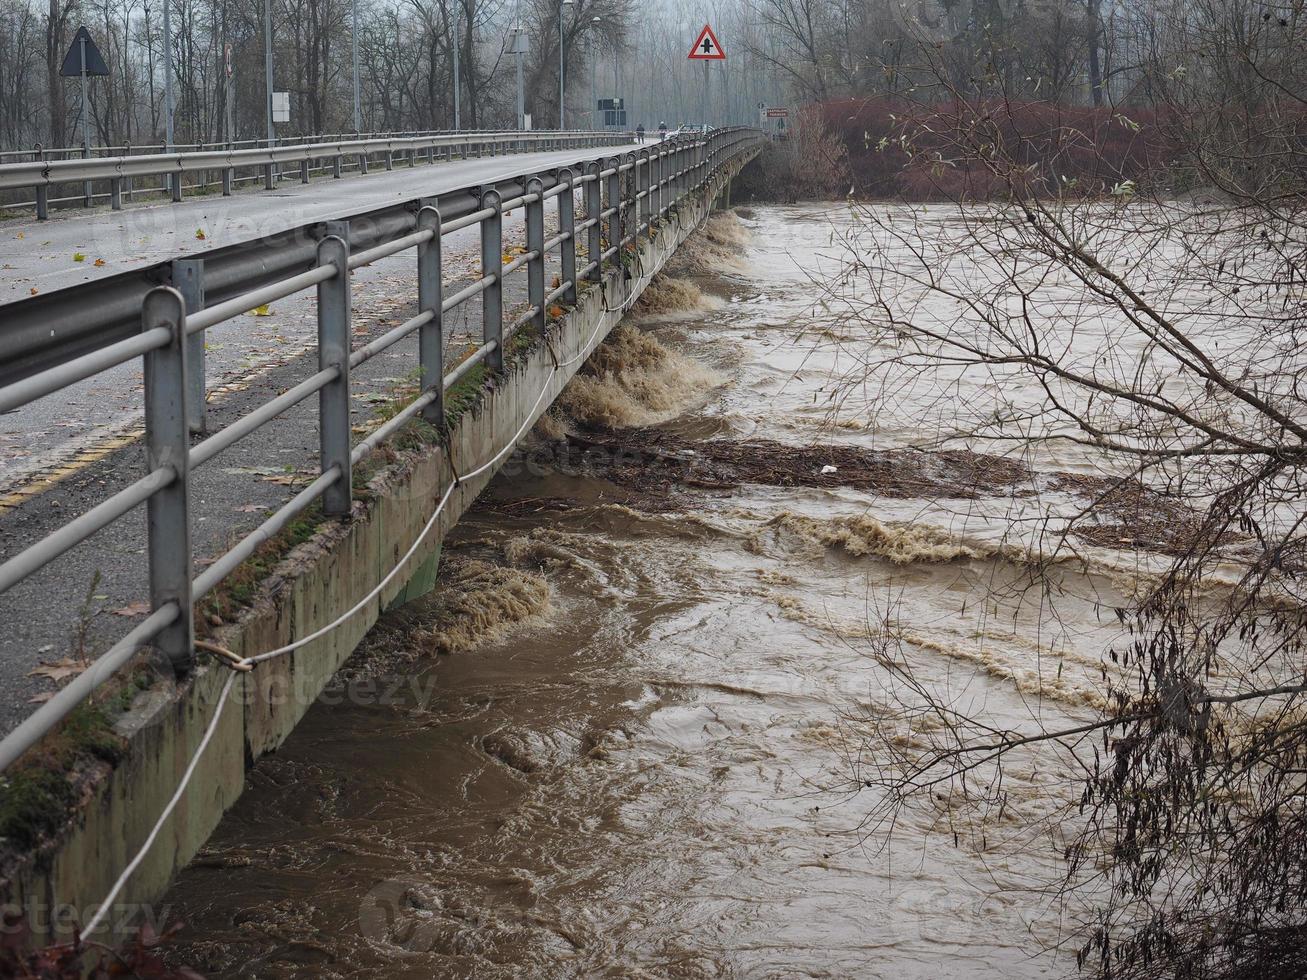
[161, 204, 1164, 979]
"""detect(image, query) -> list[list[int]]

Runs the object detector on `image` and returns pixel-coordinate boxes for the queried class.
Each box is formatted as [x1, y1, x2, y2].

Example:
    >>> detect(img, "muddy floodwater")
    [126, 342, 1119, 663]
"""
[163, 204, 1150, 978]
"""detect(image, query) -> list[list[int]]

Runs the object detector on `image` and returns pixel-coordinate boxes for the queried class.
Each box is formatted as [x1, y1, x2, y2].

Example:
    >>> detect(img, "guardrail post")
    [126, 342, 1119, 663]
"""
[655, 148, 666, 219]
[525, 176, 545, 334]
[171, 168, 183, 202]
[417, 206, 444, 427]
[557, 168, 577, 305]
[638, 150, 651, 238]
[605, 157, 622, 263]
[35, 186, 48, 221]
[384, 150, 394, 171]
[142, 286, 195, 676]
[317, 222, 353, 516]
[359, 151, 369, 174]
[109, 177, 122, 210]
[264, 162, 275, 191]
[173, 259, 207, 434]
[300, 157, 310, 183]
[584, 161, 602, 283]
[332, 154, 342, 178]
[480, 189, 504, 373]
[222, 163, 233, 195]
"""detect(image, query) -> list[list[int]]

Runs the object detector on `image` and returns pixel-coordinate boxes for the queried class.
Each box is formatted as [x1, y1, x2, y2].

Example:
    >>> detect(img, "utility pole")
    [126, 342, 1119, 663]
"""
[558, 0, 573, 129]
[452, 6, 460, 130]
[589, 16, 599, 129]
[263, 0, 274, 146]
[162, 0, 174, 155]
[350, 0, 361, 131]
[515, 39, 524, 130]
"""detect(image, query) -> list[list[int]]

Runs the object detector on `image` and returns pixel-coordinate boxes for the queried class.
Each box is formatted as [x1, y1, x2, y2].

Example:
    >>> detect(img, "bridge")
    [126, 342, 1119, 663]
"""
[0, 126, 763, 946]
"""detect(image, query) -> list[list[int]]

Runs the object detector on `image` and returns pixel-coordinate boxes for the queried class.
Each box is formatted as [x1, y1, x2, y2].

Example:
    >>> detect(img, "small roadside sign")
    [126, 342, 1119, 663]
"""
[765, 107, 789, 118]
[59, 27, 110, 77]
[688, 24, 726, 60]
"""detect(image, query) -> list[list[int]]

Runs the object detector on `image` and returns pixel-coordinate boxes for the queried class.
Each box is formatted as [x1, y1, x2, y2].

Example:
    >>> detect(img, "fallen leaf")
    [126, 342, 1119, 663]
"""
[28, 658, 89, 684]
[111, 600, 152, 617]
[235, 504, 266, 513]
[73, 252, 85, 262]
[93, 258, 106, 267]
[28, 692, 56, 704]
[15, 231, 24, 239]
[548, 304, 565, 318]
[195, 228, 207, 240]
[250, 304, 272, 316]
[29, 287, 38, 295]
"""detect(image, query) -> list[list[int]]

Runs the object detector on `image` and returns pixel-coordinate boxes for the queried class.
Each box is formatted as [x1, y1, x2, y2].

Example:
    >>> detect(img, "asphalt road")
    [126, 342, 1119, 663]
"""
[0, 140, 630, 302]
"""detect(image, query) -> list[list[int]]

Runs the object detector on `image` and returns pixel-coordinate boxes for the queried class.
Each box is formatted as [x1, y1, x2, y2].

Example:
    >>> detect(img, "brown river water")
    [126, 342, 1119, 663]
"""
[162, 204, 1151, 978]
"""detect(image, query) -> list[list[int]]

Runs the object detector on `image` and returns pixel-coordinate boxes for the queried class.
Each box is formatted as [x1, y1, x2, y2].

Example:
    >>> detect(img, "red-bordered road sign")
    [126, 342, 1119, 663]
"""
[688, 24, 726, 60]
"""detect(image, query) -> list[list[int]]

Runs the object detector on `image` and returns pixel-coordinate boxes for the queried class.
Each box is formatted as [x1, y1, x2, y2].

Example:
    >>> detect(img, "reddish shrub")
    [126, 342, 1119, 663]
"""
[818, 97, 1178, 200]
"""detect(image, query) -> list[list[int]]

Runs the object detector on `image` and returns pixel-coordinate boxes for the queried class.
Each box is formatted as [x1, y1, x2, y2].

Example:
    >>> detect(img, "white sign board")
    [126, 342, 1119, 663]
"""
[272, 91, 290, 123]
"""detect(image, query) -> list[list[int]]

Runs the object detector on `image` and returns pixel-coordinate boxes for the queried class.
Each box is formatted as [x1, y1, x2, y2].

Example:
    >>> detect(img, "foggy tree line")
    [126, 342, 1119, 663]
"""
[0, 0, 798, 152]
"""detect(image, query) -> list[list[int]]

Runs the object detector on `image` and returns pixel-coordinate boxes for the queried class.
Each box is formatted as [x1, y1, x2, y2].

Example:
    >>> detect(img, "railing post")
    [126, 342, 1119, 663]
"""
[480, 189, 504, 373]
[525, 176, 545, 335]
[655, 148, 665, 220]
[605, 157, 621, 270]
[638, 149, 651, 238]
[173, 259, 206, 434]
[416, 206, 444, 427]
[584, 162, 602, 283]
[142, 286, 194, 676]
[557, 167, 578, 305]
[317, 222, 353, 516]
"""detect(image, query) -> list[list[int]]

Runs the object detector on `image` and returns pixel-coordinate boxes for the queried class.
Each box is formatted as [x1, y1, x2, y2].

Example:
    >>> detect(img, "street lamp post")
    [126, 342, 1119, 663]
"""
[558, 0, 573, 130]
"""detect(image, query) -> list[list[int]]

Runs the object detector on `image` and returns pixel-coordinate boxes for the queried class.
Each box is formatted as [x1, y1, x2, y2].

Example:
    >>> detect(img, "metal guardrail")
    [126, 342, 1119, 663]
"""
[0, 126, 763, 771]
[0, 129, 631, 219]
[0, 129, 483, 162]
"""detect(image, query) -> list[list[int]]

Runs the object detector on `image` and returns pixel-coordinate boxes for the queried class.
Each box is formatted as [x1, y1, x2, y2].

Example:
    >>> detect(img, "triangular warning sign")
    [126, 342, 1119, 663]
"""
[60, 27, 110, 78]
[688, 24, 726, 60]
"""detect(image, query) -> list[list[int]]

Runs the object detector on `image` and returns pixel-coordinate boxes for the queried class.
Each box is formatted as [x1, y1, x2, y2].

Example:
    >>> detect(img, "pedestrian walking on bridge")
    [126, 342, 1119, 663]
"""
[636, 123, 646, 143]
[659, 121, 668, 141]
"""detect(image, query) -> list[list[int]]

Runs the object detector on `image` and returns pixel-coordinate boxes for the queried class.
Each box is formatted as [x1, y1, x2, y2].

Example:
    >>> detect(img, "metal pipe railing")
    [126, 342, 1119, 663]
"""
[0, 129, 634, 221]
[0, 126, 763, 771]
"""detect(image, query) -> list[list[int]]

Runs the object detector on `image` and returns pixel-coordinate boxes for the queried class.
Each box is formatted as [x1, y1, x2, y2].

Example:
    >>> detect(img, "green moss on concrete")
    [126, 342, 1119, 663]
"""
[0, 704, 124, 853]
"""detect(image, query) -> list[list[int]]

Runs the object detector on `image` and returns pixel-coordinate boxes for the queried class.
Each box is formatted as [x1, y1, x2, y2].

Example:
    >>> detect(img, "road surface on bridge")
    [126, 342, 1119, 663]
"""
[0, 140, 630, 302]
